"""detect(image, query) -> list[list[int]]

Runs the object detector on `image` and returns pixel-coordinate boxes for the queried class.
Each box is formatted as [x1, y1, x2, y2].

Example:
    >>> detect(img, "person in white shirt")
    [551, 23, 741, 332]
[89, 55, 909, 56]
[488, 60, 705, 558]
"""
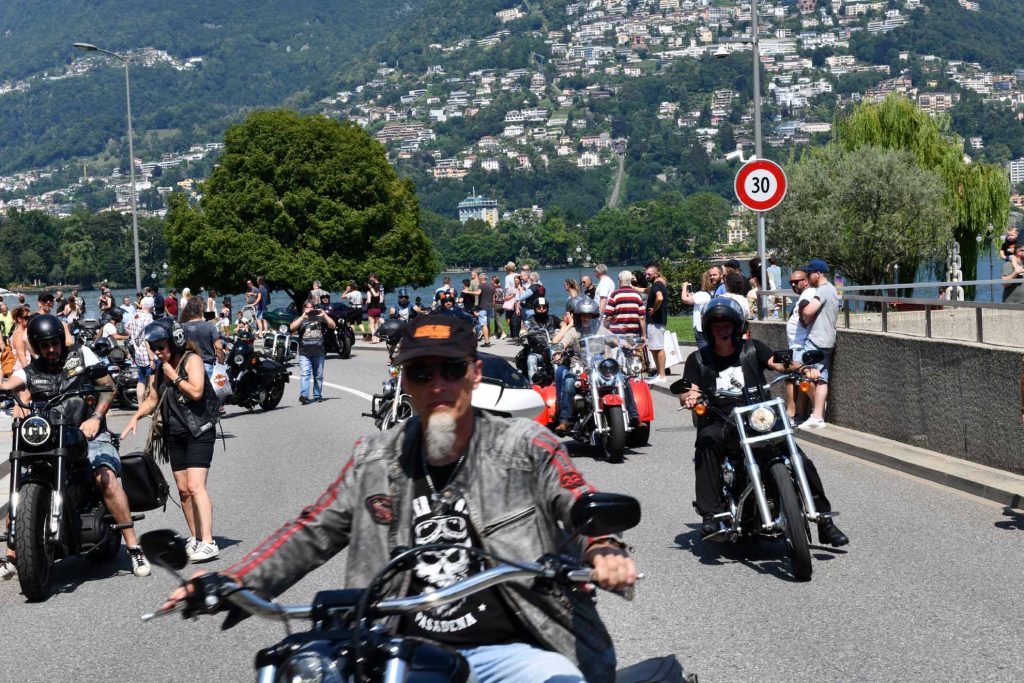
[680, 268, 717, 349]
[785, 268, 816, 422]
[594, 263, 615, 315]
[504, 261, 518, 291]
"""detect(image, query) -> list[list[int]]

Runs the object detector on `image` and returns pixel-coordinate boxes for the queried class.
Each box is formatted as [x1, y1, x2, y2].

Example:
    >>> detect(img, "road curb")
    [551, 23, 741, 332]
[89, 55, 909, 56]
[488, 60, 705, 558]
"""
[647, 382, 1024, 509]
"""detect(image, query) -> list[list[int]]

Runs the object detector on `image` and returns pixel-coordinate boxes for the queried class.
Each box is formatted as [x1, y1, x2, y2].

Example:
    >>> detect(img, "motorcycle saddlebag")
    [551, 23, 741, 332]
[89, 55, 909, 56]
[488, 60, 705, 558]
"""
[629, 378, 655, 423]
[120, 451, 170, 512]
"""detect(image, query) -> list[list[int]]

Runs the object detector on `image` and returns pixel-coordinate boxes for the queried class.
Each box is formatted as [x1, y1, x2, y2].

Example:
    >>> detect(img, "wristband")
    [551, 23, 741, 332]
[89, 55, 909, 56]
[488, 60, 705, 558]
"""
[173, 376, 184, 388]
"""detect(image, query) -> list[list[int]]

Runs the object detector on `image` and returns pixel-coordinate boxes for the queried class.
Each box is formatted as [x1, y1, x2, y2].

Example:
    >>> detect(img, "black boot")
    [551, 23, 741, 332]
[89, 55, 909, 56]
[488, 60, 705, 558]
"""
[701, 514, 726, 542]
[818, 519, 849, 547]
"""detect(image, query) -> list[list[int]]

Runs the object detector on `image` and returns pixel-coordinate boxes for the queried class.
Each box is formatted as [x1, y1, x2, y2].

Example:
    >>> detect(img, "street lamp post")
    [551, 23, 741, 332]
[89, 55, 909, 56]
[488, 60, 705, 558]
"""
[73, 42, 142, 293]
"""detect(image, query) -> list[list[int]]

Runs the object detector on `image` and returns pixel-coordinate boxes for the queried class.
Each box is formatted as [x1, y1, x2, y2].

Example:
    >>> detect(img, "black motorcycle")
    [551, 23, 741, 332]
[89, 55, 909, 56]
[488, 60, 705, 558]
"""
[514, 318, 558, 386]
[223, 332, 289, 411]
[90, 338, 138, 410]
[139, 492, 694, 682]
[71, 318, 101, 346]
[2, 371, 157, 601]
[362, 319, 412, 430]
[321, 303, 356, 359]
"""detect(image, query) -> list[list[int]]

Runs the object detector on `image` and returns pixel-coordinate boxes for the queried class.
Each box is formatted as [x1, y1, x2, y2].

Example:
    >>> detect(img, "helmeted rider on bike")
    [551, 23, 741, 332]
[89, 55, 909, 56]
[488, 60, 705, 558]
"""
[553, 297, 640, 433]
[163, 314, 636, 682]
[523, 297, 559, 383]
[388, 288, 417, 322]
[0, 314, 151, 579]
[676, 297, 849, 546]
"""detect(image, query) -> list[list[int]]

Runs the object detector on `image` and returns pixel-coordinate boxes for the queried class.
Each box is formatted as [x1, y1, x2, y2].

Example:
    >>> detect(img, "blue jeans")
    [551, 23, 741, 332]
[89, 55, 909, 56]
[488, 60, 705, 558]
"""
[460, 643, 584, 683]
[298, 354, 325, 400]
[556, 365, 576, 422]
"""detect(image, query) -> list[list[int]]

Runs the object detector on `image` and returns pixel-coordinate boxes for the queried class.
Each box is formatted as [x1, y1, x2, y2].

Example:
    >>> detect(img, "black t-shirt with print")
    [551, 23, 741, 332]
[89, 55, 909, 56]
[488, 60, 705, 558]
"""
[402, 460, 532, 648]
[297, 318, 325, 357]
[646, 280, 669, 325]
[681, 340, 773, 421]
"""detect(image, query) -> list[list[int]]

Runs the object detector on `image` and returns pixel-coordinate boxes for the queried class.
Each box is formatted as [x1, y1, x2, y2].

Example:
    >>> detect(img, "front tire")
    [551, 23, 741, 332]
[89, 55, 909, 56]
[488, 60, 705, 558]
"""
[14, 483, 55, 602]
[380, 396, 413, 430]
[339, 332, 353, 360]
[260, 380, 285, 411]
[601, 405, 626, 463]
[118, 383, 139, 411]
[770, 461, 813, 581]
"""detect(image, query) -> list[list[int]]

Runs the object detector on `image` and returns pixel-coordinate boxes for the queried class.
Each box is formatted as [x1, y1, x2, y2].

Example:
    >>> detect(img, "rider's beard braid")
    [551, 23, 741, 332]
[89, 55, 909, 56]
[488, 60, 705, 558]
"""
[424, 412, 459, 466]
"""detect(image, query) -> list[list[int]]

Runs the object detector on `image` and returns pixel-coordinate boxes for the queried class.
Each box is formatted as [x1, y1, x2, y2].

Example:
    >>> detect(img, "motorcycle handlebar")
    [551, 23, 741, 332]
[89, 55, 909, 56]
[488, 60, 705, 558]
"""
[145, 561, 639, 623]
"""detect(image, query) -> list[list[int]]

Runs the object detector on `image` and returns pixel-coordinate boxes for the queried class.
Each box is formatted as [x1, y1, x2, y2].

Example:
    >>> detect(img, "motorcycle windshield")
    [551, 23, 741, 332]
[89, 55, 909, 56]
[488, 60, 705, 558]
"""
[580, 334, 621, 367]
[479, 353, 531, 389]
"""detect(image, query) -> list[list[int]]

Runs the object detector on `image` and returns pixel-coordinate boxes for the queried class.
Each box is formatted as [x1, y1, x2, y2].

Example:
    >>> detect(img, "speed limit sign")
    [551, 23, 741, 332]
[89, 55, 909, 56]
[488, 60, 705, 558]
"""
[734, 159, 787, 212]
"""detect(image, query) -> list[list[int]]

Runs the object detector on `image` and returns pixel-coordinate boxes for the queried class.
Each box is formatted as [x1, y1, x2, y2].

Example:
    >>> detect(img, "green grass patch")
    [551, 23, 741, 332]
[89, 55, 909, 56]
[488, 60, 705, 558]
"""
[666, 315, 695, 344]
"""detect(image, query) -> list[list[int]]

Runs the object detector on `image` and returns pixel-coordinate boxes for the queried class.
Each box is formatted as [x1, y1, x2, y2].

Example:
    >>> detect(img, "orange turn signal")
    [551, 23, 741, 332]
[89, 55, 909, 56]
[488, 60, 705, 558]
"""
[799, 380, 811, 393]
[694, 404, 706, 416]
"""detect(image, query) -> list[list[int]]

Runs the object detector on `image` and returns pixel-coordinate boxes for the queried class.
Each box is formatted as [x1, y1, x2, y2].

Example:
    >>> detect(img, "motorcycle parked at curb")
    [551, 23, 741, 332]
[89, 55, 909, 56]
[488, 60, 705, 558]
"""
[534, 334, 654, 462]
[138, 492, 694, 682]
[678, 349, 834, 581]
[1, 372, 152, 601]
[322, 303, 357, 359]
[223, 332, 289, 411]
[260, 325, 299, 365]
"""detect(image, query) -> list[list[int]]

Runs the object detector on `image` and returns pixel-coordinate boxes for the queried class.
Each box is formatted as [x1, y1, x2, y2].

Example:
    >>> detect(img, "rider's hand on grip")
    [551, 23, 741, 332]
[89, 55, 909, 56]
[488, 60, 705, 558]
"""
[583, 543, 637, 594]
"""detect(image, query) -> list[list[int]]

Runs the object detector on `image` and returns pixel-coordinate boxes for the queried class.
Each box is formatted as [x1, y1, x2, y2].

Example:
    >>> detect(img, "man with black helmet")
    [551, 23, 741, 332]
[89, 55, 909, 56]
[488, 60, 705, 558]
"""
[0, 314, 152, 578]
[523, 297, 559, 383]
[388, 289, 417, 322]
[675, 296, 849, 546]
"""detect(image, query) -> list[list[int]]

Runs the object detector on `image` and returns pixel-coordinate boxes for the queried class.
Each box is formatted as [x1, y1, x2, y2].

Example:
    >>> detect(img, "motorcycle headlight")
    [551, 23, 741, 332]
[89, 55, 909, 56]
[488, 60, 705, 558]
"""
[748, 406, 778, 433]
[598, 358, 619, 379]
[276, 650, 343, 683]
[232, 354, 245, 366]
[279, 325, 288, 334]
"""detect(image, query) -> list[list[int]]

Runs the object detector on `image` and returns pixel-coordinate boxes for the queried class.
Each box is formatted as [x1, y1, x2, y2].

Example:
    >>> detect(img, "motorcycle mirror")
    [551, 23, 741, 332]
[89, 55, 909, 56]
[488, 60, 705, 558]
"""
[108, 347, 127, 363]
[86, 363, 112, 380]
[140, 529, 190, 571]
[772, 349, 794, 365]
[570, 492, 642, 537]
[800, 349, 824, 366]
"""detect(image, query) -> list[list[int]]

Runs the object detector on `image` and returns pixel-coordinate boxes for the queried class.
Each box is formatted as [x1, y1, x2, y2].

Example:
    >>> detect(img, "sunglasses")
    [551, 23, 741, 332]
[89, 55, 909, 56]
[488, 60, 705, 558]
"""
[405, 359, 470, 384]
[789, 279, 805, 285]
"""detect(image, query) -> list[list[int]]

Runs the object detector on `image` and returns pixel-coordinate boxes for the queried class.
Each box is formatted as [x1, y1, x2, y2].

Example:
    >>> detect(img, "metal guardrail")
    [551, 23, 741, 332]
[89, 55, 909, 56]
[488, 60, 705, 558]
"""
[759, 279, 1024, 345]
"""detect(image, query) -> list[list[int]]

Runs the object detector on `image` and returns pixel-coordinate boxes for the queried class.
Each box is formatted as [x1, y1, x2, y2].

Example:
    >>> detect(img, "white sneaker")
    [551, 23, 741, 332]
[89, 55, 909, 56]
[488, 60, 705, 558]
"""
[0, 557, 16, 581]
[646, 376, 667, 385]
[190, 541, 220, 563]
[128, 547, 152, 577]
[184, 536, 201, 558]
[798, 417, 826, 430]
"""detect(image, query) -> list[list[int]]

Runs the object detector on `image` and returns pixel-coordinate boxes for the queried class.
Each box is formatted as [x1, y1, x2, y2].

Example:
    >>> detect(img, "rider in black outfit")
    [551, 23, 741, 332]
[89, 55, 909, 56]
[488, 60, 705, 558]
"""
[675, 297, 849, 547]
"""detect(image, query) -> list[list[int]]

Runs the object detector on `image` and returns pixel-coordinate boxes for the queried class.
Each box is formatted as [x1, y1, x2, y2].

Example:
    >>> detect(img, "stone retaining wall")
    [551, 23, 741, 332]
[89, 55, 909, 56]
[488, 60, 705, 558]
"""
[750, 321, 1024, 475]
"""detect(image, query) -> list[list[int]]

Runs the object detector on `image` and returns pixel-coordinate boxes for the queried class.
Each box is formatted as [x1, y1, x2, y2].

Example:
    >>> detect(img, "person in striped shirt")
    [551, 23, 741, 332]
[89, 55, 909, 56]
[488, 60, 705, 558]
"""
[604, 271, 646, 339]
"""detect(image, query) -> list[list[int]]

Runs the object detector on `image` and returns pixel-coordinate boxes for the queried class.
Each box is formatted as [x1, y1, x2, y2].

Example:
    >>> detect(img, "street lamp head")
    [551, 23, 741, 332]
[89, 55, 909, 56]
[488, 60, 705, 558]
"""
[73, 43, 98, 51]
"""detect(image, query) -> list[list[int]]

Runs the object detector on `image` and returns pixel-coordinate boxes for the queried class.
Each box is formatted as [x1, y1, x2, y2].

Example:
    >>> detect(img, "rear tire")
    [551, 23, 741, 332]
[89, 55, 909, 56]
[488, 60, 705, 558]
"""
[770, 461, 813, 581]
[260, 381, 285, 411]
[602, 405, 626, 463]
[14, 483, 54, 602]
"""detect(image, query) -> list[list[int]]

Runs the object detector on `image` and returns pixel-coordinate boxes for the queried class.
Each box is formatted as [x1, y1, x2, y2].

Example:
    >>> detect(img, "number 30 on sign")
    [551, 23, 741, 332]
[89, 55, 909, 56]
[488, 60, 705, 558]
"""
[734, 159, 787, 212]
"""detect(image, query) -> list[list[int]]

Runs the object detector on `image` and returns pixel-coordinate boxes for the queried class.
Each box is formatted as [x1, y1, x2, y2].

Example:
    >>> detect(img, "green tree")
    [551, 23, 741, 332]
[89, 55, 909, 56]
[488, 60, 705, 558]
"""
[834, 95, 1009, 285]
[164, 110, 439, 306]
[770, 145, 954, 286]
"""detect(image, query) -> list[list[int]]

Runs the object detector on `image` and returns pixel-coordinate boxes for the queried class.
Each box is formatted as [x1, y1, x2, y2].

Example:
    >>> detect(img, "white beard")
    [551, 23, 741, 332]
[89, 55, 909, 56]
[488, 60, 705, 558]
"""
[424, 412, 459, 465]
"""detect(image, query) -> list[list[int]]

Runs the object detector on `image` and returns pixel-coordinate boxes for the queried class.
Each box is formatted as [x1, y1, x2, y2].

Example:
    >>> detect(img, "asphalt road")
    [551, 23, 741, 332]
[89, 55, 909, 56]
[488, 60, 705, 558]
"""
[2, 343, 1023, 682]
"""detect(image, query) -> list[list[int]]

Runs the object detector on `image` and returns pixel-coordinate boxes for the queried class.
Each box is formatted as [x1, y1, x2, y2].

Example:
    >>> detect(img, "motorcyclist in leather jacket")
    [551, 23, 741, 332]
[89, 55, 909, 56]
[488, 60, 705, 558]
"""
[677, 297, 849, 546]
[523, 297, 559, 382]
[0, 314, 151, 577]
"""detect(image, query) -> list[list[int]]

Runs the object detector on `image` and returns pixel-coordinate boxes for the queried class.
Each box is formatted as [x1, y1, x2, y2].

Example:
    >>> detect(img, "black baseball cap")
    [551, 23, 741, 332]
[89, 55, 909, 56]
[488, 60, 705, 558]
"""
[395, 314, 477, 365]
[724, 259, 741, 270]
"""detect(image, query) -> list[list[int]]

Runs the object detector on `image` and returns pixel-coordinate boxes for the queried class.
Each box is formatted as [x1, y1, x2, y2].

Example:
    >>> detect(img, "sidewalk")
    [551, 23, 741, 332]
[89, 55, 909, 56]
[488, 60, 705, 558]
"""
[648, 345, 1024, 509]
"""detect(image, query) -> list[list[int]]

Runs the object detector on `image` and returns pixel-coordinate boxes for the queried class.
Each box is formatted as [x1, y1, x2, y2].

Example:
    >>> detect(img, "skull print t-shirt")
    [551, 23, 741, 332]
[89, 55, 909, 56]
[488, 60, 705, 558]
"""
[403, 464, 531, 648]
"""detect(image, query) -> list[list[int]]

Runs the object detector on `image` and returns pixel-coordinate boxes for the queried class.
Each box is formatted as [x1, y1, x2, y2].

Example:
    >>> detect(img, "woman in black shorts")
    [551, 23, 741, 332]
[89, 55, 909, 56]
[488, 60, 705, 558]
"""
[121, 318, 220, 563]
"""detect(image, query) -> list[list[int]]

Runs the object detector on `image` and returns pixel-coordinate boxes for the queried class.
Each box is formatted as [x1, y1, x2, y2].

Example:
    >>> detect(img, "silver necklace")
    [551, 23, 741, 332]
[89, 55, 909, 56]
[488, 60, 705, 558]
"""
[423, 450, 468, 502]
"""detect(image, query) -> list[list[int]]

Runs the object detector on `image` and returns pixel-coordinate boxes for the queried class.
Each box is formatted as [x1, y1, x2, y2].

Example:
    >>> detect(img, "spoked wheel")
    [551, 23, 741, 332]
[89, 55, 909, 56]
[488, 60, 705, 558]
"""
[260, 381, 285, 411]
[380, 396, 414, 430]
[14, 483, 55, 602]
[769, 461, 813, 581]
[601, 405, 626, 464]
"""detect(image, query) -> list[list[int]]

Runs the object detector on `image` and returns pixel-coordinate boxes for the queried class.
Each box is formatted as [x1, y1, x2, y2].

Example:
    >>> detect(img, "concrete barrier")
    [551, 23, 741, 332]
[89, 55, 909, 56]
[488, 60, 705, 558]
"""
[750, 321, 1024, 475]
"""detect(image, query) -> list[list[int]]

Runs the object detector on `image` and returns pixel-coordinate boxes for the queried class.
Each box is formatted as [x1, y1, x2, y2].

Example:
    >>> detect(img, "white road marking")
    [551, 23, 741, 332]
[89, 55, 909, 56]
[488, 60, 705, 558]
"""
[289, 374, 373, 401]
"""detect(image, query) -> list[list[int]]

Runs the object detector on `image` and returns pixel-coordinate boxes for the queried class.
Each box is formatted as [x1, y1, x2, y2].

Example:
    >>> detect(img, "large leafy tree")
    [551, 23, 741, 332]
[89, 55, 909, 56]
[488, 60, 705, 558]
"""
[770, 145, 954, 286]
[165, 110, 439, 306]
[834, 94, 1009, 285]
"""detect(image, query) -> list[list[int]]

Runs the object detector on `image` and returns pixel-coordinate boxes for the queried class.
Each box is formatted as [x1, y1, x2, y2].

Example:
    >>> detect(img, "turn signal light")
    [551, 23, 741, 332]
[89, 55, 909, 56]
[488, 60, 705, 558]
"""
[694, 404, 706, 416]
[799, 381, 811, 393]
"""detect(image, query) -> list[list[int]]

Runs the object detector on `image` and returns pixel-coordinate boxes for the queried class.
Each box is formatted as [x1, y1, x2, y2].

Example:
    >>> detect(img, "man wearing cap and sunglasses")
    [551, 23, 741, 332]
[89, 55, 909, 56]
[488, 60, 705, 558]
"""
[799, 258, 840, 429]
[213, 314, 636, 683]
